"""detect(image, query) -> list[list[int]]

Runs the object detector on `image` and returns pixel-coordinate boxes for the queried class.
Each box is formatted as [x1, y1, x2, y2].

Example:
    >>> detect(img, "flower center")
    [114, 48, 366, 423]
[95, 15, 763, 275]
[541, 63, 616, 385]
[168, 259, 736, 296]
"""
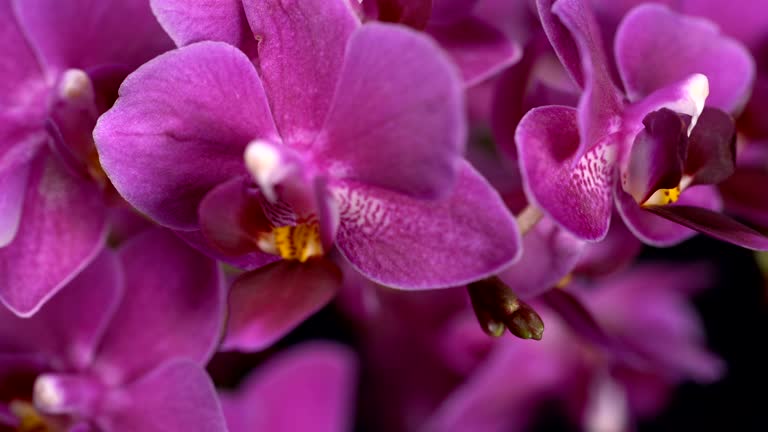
[641, 175, 692, 207]
[642, 185, 681, 206]
[257, 221, 323, 262]
[9, 401, 52, 432]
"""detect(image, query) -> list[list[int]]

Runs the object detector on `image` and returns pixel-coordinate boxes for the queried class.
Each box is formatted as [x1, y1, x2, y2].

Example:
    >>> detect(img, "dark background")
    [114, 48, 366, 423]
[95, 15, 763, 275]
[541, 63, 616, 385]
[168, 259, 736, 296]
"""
[208, 235, 768, 431]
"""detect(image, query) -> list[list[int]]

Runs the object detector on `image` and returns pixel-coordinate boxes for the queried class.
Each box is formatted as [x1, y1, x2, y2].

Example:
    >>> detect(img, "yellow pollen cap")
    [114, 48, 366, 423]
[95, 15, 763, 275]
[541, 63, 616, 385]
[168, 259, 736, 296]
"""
[262, 222, 324, 262]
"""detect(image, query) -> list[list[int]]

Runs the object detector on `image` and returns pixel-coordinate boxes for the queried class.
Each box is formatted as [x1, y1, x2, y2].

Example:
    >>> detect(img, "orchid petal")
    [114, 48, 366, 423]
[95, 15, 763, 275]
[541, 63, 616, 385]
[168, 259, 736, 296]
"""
[317, 23, 465, 199]
[150, 0, 254, 54]
[334, 161, 520, 289]
[645, 204, 768, 250]
[552, 0, 625, 158]
[428, 17, 521, 86]
[624, 108, 688, 203]
[244, 0, 360, 141]
[95, 41, 277, 230]
[615, 4, 755, 113]
[221, 343, 356, 432]
[222, 259, 341, 352]
[0, 162, 30, 247]
[0, 156, 106, 317]
[615, 184, 723, 247]
[685, 107, 736, 185]
[92, 228, 225, 382]
[13, 0, 172, 72]
[516, 106, 616, 241]
[0, 251, 122, 370]
[101, 360, 227, 432]
[498, 218, 584, 299]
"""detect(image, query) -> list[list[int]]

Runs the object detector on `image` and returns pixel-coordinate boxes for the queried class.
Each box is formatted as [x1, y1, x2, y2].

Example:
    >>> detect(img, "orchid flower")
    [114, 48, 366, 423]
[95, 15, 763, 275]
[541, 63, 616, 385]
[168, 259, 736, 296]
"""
[0, 229, 227, 432]
[0, 0, 172, 316]
[95, 0, 522, 351]
[514, 0, 768, 249]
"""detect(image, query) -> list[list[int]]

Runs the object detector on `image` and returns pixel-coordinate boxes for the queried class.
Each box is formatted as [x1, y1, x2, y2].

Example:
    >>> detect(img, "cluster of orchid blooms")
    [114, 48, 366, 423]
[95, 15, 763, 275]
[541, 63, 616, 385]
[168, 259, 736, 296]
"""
[1, 0, 767, 430]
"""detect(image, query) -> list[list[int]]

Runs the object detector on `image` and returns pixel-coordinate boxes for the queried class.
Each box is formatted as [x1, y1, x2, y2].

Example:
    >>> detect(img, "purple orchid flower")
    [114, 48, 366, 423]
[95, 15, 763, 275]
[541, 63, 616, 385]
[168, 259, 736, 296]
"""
[424, 264, 723, 432]
[96, 0, 521, 351]
[221, 342, 357, 432]
[0, 228, 227, 432]
[0, 0, 172, 316]
[513, 0, 768, 250]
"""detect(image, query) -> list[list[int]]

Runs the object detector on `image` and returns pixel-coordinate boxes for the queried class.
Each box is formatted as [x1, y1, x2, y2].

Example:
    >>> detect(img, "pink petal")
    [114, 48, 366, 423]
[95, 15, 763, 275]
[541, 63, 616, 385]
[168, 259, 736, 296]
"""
[0, 251, 122, 370]
[516, 106, 616, 241]
[244, 0, 360, 141]
[150, 0, 255, 54]
[615, 4, 755, 112]
[428, 17, 521, 86]
[13, 0, 172, 72]
[100, 360, 227, 432]
[615, 184, 723, 247]
[91, 228, 225, 383]
[221, 343, 357, 432]
[94, 41, 278, 229]
[222, 259, 341, 352]
[0, 155, 107, 317]
[334, 161, 520, 289]
[317, 23, 465, 199]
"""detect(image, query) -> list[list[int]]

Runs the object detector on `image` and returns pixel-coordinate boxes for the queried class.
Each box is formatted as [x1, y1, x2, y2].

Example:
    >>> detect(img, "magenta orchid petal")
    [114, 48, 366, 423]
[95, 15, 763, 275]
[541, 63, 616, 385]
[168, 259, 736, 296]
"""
[317, 23, 465, 199]
[615, 184, 722, 247]
[0, 251, 122, 370]
[428, 17, 521, 86]
[516, 106, 616, 241]
[498, 218, 585, 299]
[12, 0, 172, 72]
[0, 1, 48, 167]
[94, 41, 278, 230]
[644, 204, 768, 251]
[101, 360, 227, 432]
[150, 0, 252, 50]
[624, 108, 688, 203]
[244, 0, 360, 141]
[615, 4, 755, 113]
[335, 161, 521, 289]
[223, 259, 341, 352]
[0, 162, 30, 247]
[552, 0, 624, 159]
[91, 228, 225, 382]
[684, 107, 736, 185]
[0, 156, 107, 317]
[536, 0, 585, 88]
[221, 343, 357, 432]
[680, 0, 768, 51]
